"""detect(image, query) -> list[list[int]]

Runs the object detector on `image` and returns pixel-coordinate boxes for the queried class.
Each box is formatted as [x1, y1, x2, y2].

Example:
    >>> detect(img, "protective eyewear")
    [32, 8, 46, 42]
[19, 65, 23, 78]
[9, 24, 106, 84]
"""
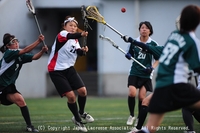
[8, 38, 19, 45]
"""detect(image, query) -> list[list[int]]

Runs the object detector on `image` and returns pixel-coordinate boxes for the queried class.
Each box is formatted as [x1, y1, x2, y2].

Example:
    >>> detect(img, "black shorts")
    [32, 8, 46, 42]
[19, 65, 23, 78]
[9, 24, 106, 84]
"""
[148, 83, 200, 113]
[0, 84, 20, 105]
[49, 66, 85, 97]
[128, 75, 153, 92]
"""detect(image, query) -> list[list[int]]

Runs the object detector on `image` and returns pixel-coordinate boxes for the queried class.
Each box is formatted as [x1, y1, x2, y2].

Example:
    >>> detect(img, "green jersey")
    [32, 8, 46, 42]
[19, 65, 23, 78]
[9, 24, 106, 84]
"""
[127, 36, 159, 79]
[0, 49, 33, 88]
[156, 30, 200, 89]
[148, 46, 164, 60]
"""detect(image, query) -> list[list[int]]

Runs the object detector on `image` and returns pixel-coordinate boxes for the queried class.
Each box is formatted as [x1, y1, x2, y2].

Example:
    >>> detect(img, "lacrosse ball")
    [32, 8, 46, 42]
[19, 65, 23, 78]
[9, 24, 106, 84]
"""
[121, 7, 126, 13]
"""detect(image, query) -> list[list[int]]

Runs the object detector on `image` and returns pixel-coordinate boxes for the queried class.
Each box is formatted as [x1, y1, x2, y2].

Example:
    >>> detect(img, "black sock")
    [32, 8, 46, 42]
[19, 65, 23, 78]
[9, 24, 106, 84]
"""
[128, 96, 135, 116]
[67, 102, 81, 122]
[138, 100, 142, 118]
[136, 105, 148, 129]
[20, 106, 31, 126]
[193, 110, 200, 123]
[182, 108, 194, 131]
[78, 95, 86, 115]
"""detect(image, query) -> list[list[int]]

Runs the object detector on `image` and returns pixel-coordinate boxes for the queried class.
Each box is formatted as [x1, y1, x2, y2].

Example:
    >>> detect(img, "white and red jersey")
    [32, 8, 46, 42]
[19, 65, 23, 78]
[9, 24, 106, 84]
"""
[48, 30, 81, 71]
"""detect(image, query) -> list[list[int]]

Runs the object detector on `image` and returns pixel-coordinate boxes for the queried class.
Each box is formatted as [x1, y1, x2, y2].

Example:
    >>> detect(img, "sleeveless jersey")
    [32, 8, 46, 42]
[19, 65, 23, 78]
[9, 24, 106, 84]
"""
[156, 30, 200, 89]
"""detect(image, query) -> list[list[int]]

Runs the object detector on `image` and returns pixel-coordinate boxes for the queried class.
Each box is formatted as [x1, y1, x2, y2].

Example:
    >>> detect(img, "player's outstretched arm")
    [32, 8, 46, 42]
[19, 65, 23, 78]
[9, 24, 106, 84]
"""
[19, 35, 44, 55]
[122, 36, 149, 51]
[32, 45, 48, 60]
[67, 31, 88, 39]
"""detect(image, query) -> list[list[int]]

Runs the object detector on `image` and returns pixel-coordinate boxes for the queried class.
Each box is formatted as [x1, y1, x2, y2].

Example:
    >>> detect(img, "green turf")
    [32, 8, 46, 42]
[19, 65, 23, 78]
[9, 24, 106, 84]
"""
[0, 97, 199, 133]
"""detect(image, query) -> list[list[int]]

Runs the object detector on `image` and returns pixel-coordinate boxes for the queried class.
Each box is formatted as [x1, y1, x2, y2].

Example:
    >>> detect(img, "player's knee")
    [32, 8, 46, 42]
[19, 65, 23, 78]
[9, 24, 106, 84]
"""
[66, 94, 76, 103]
[67, 97, 76, 103]
[129, 93, 136, 97]
[142, 98, 150, 106]
[15, 98, 26, 107]
[128, 90, 137, 97]
[77, 87, 87, 96]
[128, 86, 137, 96]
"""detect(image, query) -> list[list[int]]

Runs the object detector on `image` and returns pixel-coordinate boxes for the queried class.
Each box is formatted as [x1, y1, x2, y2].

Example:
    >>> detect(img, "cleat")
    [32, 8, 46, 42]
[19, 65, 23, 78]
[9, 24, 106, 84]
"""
[126, 115, 135, 125]
[72, 117, 87, 132]
[26, 125, 39, 132]
[183, 131, 196, 133]
[127, 127, 139, 133]
[80, 112, 94, 123]
[134, 118, 139, 127]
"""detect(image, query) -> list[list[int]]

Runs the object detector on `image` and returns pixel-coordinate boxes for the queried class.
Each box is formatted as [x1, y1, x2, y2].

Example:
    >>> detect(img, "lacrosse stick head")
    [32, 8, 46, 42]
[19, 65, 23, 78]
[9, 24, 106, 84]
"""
[26, 0, 35, 15]
[81, 5, 93, 31]
[99, 35, 116, 47]
[81, 5, 87, 20]
[86, 6, 106, 24]
[99, 35, 111, 42]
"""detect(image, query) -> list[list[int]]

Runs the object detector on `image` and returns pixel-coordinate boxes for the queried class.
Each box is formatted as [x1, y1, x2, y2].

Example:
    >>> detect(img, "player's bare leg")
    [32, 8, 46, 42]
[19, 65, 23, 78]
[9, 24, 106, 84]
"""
[7, 93, 38, 132]
[145, 113, 165, 133]
[127, 85, 137, 125]
[136, 86, 147, 126]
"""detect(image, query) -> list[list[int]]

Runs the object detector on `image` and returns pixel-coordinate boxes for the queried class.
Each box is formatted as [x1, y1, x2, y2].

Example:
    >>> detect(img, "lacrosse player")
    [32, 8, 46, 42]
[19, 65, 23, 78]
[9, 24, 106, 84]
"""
[133, 5, 200, 133]
[47, 16, 94, 132]
[123, 33, 163, 132]
[124, 21, 159, 127]
[182, 72, 200, 133]
[0, 33, 48, 132]
[122, 39, 199, 133]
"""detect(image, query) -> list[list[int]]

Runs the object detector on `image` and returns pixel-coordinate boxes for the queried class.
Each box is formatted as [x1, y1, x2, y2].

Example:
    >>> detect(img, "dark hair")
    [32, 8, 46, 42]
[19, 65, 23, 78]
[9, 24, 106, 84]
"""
[60, 16, 78, 31]
[0, 33, 15, 53]
[180, 5, 200, 33]
[139, 21, 153, 36]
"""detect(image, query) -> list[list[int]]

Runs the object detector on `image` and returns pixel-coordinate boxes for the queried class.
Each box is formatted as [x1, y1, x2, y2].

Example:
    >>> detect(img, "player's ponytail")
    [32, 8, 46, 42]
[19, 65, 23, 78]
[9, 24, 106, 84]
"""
[0, 33, 15, 53]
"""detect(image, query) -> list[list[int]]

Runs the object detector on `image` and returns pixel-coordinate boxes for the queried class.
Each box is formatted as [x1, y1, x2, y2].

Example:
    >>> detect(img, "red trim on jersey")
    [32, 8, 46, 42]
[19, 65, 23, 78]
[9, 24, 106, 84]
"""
[75, 39, 78, 43]
[62, 91, 70, 96]
[48, 52, 58, 71]
[58, 33, 67, 42]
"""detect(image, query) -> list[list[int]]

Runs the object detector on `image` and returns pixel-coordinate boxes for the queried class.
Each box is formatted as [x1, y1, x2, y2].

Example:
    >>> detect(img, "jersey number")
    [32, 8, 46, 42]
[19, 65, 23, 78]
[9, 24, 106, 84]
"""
[137, 52, 146, 59]
[70, 46, 76, 53]
[159, 43, 179, 65]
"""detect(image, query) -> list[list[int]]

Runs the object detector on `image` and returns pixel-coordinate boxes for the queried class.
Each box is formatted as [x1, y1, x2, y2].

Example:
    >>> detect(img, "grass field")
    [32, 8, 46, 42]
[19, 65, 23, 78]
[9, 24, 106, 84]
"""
[0, 97, 199, 133]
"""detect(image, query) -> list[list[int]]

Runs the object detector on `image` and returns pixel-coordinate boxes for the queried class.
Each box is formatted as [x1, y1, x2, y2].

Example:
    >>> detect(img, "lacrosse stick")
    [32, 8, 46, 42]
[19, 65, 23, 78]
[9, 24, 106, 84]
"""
[99, 35, 146, 69]
[26, 0, 47, 54]
[81, 5, 92, 47]
[86, 6, 124, 37]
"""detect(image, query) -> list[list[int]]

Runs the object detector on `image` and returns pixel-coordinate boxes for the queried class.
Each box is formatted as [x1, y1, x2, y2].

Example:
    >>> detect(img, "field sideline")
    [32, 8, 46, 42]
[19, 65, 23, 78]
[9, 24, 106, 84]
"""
[0, 97, 199, 133]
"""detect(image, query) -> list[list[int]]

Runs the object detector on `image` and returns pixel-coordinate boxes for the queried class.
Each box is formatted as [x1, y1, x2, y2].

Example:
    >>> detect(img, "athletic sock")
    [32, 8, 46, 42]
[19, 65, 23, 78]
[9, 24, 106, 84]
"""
[193, 110, 200, 123]
[182, 108, 194, 131]
[136, 105, 148, 129]
[78, 95, 86, 115]
[138, 100, 142, 118]
[67, 102, 81, 122]
[128, 96, 135, 116]
[20, 106, 32, 126]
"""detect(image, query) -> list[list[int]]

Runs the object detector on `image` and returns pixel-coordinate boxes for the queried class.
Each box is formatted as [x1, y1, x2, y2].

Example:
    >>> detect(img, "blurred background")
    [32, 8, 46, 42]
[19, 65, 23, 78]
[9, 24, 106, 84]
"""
[0, 0, 199, 98]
